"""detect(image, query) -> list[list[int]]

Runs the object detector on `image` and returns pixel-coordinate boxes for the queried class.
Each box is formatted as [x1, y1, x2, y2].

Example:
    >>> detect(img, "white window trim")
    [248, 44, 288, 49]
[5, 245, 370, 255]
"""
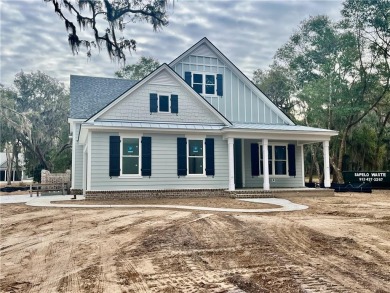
[119, 134, 142, 178]
[158, 94, 170, 113]
[258, 143, 289, 177]
[187, 137, 206, 176]
[192, 72, 217, 96]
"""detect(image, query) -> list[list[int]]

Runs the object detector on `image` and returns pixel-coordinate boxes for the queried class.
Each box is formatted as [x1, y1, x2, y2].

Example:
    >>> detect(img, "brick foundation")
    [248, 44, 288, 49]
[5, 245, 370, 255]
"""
[84, 187, 334, 200]
[233, 188, 334, 198]
[85, 189, 229, 200]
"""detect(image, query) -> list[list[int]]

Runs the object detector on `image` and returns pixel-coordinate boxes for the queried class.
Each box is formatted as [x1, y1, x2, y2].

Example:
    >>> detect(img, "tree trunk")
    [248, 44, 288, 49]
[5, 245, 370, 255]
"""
[5, 146, 14, 186]
[308, 160, 313, 184]
[311, 144, 322, 183]
[374, 111, 390, 170]
[331, 156, 344, 183]
[35, 145, 50, 171]
[334, 123, 353, 183]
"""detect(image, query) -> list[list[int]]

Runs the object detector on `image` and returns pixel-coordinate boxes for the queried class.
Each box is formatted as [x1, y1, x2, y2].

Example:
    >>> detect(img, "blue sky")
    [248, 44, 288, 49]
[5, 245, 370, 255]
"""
[0, 0, 343, 88]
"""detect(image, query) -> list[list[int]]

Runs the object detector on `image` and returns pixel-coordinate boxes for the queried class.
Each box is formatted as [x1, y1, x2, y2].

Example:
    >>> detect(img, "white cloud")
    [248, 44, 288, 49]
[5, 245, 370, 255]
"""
[0, 0, 342, 87]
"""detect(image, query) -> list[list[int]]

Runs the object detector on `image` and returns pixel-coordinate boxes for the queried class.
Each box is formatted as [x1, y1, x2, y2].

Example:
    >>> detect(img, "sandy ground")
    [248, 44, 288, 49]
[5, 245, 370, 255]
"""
[1, 191, 389, 293]
[52, 197, 279, 210]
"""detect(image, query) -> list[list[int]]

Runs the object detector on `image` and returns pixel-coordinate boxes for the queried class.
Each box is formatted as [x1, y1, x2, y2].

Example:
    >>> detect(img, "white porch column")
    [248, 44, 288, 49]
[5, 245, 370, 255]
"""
[228, 137, 235, 191]
[262, 138, 270, 191]
[71, 122, 77, 190]
[323, 140, 331, 188]
[83, 147, 87, 195]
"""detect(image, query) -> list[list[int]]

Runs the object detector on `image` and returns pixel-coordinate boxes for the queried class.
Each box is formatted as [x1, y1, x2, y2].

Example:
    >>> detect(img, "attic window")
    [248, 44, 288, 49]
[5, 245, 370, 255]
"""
[193, 74, 203, 94]
[150, 93, 178, 114]
[205, 75, 215, 94]
[159, 95, 169, 112]
[185, 72, 223, 96]
[192, 73, 216, 95]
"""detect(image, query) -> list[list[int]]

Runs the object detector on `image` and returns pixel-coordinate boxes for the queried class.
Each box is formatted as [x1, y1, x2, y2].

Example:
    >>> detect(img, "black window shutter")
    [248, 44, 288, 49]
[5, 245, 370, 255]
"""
[217, 74, 223, 96]
[251, 143, 260, 177]
[177, 137, 187, 176]
[150, 93, 158, 113]
[171, 94, 178, 113]
[205, 138, 215, 176]
[109, 136, 121, 177]
[141, 137, 152, 176]
[184, 72, 192, 86]
[288, 144, 296, 176]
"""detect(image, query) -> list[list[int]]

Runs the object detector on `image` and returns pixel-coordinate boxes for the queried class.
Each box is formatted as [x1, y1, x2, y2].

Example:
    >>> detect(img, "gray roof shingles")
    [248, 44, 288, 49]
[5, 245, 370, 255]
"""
[70, 75, 137, 119]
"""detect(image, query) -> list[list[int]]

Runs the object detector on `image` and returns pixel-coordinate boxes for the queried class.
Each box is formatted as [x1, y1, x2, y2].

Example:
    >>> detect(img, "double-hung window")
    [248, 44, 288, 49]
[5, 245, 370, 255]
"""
[188, 139, 204, 175]
[193, 74, 203, 94]
[274, 146, 287, 175]
[260, 145, 287, 176]
[205, 75, 215, 94]
[121, 137, 140, 175]
[192, 73, 216, 95]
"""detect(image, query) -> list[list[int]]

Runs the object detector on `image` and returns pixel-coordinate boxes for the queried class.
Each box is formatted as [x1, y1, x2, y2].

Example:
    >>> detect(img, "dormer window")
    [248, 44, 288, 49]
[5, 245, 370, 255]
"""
[205, 75, 215, 94]
[185, 72, 223, 96]
[192, 73, 215, 95]
[193, 74, 203, 94]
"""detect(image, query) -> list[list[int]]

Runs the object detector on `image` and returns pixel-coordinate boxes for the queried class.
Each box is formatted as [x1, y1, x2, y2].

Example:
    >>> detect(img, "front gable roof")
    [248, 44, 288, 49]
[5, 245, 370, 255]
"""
[87, 64, 231, 126]
[170, 38, 295, 126]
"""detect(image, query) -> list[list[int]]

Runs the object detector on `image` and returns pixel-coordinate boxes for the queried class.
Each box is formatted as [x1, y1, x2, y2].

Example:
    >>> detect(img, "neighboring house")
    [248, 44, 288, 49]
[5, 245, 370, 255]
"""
[69, 38, 338, 198]
[0, 152, 25, 182]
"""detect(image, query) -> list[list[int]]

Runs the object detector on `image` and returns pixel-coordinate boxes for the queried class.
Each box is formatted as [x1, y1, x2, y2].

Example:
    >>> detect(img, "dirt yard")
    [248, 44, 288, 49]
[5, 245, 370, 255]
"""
[1, 191, 389, 293]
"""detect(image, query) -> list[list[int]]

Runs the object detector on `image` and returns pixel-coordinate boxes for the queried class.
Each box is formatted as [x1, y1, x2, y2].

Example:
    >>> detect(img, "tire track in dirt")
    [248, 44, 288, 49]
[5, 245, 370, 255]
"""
[262, 216, 389, 292]
[90, 209, 179, 292]
[1, 214, 55, 293]
[95, 235, 117, 292]
[116, 257, 150, 292]
[55, 214, 83, 293]
[2, 193, 389, 293]
[123, 213, 289, 292]
[93, 214, 132, 293]
[0, 214, 74, 293]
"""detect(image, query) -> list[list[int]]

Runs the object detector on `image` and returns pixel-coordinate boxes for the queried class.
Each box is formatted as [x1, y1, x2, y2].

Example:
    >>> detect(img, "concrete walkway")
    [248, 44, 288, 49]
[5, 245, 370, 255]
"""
[0, 194, 308, 213]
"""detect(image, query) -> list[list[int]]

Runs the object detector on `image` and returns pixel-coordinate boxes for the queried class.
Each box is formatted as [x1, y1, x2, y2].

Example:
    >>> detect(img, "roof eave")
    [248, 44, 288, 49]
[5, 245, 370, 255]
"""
[222, 128, 338, 141]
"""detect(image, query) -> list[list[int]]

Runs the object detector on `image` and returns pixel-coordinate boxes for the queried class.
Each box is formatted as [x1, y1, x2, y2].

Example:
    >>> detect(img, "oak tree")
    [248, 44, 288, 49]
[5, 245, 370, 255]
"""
[115, 56, 160, 80]
[45, 0, 169, 62]
[0, 72, 71, 180]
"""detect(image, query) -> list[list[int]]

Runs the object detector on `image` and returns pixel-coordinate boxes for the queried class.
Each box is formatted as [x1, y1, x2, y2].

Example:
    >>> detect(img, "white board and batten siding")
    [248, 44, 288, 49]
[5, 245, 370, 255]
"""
[172, 43, 288, 124]
[243, 139, 304, 188]
[89, 132, 229, 191]
[99, 69, 224, 125]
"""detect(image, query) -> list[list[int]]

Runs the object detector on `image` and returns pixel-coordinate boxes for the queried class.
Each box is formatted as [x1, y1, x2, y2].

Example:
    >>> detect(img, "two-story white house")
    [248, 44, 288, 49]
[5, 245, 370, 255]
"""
[69, 38, 338, 199]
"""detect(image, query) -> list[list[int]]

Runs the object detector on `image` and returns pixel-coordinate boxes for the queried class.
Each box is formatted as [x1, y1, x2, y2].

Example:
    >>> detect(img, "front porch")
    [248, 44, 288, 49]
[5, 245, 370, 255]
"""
[223, 126, 337, 192]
